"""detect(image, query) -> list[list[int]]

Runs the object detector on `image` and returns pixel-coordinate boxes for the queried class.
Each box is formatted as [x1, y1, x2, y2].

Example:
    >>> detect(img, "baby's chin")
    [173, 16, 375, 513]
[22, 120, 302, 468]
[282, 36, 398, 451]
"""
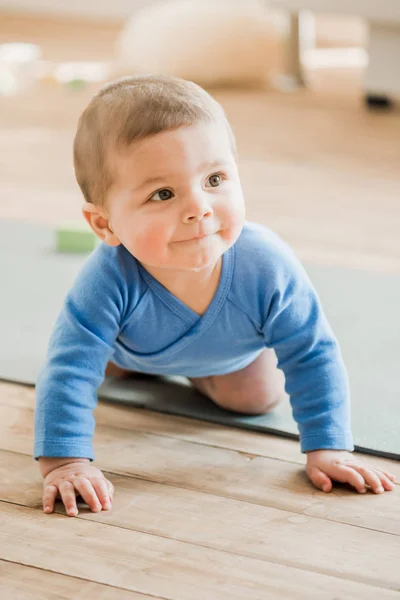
[161, 257, 219, 272]
[157, 248, 223, 272]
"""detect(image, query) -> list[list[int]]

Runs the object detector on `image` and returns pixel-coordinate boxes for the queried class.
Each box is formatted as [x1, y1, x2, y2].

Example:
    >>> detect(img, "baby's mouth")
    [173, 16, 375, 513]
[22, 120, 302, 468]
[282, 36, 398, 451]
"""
[175, 232, 216, 243]
[176, 227, 220, 243]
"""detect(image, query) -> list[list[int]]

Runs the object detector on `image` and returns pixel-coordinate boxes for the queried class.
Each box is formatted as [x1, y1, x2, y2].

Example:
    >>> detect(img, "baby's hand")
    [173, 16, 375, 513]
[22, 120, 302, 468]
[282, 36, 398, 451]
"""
[306, 450, 396, 494]
[42, 461, 114, 517]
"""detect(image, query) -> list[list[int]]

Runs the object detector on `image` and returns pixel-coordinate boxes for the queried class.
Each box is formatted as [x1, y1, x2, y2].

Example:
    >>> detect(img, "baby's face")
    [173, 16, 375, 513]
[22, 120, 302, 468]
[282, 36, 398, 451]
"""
[106, 121, 245, 272]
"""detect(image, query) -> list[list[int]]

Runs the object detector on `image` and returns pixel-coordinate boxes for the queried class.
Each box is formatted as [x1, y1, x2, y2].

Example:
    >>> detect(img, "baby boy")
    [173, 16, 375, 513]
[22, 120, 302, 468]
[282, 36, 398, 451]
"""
[34, 75, 396, 517]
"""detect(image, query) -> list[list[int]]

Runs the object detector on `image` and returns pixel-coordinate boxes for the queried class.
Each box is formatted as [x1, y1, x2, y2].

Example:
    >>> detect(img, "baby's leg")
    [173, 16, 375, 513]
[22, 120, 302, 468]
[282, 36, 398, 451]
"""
[189, 348, 285, 415]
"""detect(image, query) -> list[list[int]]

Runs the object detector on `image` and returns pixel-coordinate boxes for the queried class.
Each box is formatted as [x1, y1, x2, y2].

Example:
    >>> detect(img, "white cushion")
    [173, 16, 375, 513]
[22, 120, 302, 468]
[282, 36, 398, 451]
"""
[114, 0, 284, 87]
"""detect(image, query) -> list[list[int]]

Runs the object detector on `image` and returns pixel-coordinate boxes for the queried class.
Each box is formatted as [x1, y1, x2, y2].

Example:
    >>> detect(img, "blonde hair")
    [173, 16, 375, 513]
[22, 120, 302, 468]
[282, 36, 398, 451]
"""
[73, 74, 236, 205]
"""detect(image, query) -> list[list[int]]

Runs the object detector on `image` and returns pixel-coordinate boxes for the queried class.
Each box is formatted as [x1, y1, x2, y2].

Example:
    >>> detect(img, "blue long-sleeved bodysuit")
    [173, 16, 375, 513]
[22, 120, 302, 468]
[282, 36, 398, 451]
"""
[34, 221, 354, 461]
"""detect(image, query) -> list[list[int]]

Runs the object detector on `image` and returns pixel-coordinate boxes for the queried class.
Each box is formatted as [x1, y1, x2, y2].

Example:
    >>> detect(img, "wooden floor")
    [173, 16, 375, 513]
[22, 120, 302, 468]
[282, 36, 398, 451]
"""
[1, 13, 400, 600]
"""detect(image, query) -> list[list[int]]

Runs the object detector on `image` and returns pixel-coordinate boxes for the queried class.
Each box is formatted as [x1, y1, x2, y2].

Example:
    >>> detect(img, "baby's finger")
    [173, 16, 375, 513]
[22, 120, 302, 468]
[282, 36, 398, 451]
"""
[91, 478, 113, 510]
[335, 464, 366, 493]
[345, 464, 385, 493]
[307, 466, 332, 493]
[367, 469, 395, 491]
[344, 463, 395, 493]
[43, 483, 59, 513]
[73, 477, 103, 512]
[380, 470, 396, 483]
[58, 480, 79, 517]
[374, 471, 396, 491]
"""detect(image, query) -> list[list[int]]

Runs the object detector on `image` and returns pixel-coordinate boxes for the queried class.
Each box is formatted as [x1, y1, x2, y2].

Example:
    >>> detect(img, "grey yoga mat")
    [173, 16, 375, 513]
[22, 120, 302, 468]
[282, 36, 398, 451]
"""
[1, 219, 399, 459]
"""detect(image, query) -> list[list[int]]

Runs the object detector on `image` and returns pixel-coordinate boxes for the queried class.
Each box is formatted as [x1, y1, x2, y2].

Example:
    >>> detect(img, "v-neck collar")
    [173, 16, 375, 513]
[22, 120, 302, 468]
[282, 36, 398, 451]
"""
[137, 245, 235, 331]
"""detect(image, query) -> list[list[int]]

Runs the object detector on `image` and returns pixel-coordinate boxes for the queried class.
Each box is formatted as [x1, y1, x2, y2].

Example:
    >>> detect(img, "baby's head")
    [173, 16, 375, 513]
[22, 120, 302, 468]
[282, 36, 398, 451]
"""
[74, 74, 245, 273]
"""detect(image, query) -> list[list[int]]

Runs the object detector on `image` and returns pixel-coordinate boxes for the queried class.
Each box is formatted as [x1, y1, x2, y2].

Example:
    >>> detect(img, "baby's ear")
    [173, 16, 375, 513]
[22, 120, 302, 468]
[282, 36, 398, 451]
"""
[82, 202, 121, 247]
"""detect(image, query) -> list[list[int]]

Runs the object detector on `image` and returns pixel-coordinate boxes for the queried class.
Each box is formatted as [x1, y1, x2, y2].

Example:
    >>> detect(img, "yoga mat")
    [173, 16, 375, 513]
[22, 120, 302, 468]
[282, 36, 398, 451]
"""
[1, 219, 399, 459]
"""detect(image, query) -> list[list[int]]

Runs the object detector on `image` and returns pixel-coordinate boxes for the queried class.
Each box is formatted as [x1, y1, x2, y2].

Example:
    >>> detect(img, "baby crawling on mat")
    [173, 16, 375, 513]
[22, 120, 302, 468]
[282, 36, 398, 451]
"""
[34, 75, 396, 517]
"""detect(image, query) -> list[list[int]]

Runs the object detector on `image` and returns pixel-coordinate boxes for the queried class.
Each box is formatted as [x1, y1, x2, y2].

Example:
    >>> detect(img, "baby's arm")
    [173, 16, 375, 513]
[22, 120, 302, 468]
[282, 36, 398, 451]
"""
[34, 246, 129, 512]
[261, 241, 396, 493]
[262, 244, 353, 453]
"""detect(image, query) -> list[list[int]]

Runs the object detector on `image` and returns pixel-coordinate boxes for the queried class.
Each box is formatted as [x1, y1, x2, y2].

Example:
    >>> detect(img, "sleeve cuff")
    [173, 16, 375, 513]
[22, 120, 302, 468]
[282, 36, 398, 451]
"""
[300, 430, 354, 453]
[33, 440, 94, 462]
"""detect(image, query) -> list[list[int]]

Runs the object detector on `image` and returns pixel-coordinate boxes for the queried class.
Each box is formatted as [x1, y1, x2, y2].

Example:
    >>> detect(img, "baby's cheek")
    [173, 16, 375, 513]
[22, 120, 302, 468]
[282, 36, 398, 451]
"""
[135, 225, 168, 260]
[220, 199, 245, 241]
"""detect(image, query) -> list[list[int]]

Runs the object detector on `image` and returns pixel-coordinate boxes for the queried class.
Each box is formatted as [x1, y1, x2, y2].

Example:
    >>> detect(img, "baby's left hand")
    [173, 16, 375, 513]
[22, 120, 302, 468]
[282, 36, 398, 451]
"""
[306, 450, 396, 494]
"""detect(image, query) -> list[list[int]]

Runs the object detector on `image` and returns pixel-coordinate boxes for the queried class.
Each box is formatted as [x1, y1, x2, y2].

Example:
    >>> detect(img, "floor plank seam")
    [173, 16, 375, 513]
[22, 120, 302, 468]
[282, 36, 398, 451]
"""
[97, 421, 305, 466]
[2, 448, 399, 534]
[1, 499, 398, 592]
[2, 486, 398, 542]
[0, 556, 169, 600]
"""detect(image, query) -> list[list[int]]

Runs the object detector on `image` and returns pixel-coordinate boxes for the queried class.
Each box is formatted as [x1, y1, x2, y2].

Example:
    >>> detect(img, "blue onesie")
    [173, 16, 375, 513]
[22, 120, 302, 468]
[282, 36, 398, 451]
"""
[34, 221, 354, 461]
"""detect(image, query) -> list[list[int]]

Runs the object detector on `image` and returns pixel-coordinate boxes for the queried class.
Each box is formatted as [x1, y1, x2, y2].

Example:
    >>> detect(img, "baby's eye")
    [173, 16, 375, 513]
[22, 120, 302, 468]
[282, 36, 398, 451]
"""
[150, 188, 174, 202]
[206, 173, 223, 188]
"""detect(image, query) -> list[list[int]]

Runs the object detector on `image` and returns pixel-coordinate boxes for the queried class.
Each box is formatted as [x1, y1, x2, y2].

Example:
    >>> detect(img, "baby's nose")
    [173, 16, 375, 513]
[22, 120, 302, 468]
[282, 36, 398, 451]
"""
[185, 210, 212, 223]
[182, 194, 213, 223]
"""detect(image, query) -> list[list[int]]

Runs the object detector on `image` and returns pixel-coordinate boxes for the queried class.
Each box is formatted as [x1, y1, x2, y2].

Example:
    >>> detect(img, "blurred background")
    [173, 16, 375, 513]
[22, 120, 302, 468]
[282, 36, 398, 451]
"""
[0, 0, 399, 272]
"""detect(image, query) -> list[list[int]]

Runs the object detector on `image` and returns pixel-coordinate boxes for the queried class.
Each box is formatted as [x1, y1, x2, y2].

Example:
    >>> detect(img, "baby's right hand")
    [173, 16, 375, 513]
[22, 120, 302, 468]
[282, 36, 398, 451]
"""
[42, 461, 114, 517]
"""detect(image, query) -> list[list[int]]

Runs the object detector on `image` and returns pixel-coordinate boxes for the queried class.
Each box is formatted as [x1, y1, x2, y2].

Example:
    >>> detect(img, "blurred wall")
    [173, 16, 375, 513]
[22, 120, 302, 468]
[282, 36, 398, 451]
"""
[0, 0, 154, 21]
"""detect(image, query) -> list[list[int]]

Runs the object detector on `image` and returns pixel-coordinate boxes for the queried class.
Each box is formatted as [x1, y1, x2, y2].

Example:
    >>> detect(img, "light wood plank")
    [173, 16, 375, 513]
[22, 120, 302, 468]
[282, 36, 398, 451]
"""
[1, 382, 399, 480]
[0, 559, 156, 600]
[1, 502, 399, 599]
[1, 449, 400, 591]
[1, 404, 399, 537]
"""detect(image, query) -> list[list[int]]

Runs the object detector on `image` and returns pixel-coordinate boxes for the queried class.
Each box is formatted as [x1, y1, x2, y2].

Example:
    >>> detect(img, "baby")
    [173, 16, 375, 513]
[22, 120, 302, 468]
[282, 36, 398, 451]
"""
[34, 75, 396, 517]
